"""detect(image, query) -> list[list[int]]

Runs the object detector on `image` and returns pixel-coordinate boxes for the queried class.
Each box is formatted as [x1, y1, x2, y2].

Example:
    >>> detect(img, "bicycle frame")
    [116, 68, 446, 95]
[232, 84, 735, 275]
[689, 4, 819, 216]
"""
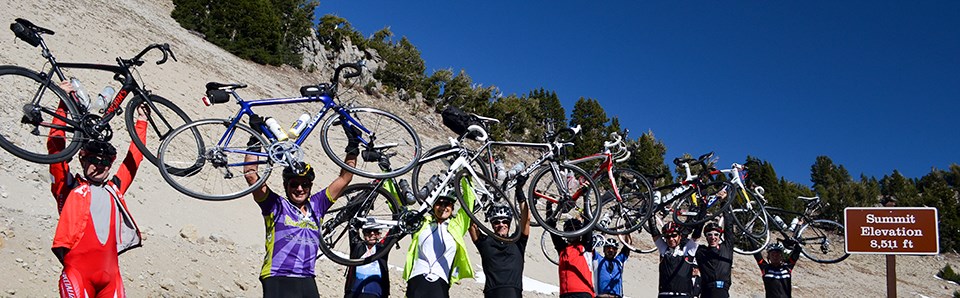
[212, 90, 373, 167]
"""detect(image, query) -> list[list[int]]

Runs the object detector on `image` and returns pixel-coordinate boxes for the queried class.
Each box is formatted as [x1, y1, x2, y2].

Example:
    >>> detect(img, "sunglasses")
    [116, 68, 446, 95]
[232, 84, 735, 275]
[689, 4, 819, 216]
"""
[82, 155, 115, 166]
[664, 233, 680, 239]
[288, 181, 313, 189]
[435, 199, 455, 207]
[491, 219, 511, 226]
[705, 232, 721, 237]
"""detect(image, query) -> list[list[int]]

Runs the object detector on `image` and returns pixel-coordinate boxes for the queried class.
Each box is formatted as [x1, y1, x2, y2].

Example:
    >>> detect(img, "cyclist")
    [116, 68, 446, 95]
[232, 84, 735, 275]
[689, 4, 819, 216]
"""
[651, 221, 698, 297]
[48, 81, 150, 298]
[693, 216, 734, 298]
[547, 218, 595, 298]
[242, 118, 359, 298]
[344, 225, 391, 298]
[753, 240, 802, 298]
[403, 179, 477, 298]
[469, 176, 531, 298]
[593, 237, 632, 298]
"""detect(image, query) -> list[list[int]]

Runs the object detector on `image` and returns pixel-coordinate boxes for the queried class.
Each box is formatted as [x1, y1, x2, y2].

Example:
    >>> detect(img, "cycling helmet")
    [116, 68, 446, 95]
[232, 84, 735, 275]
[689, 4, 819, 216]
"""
[661, 222, 680, 236]
[603, 237, 619, 248]
[80, 140, 117, 158]
[485, 205, 513, 222]
[704, 222, 723, 234]
[282, 162, 316, 182]
[767, 242, 785, 252]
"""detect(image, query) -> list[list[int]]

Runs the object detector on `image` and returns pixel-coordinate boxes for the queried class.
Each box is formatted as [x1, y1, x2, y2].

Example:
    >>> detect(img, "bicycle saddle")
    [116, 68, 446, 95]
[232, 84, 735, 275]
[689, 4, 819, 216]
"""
[470, 113, 500, 124]
[14, 18, 54, 35]
[205, 82, 247, 91]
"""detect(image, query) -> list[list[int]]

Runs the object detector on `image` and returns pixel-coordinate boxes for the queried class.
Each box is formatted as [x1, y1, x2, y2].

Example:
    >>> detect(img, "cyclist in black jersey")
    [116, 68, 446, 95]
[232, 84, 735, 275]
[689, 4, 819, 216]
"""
[754, 240, 802, 298]
[693, 216, 734, 298]
[651, 221, 698, 297]
[469, 175, 530, 298]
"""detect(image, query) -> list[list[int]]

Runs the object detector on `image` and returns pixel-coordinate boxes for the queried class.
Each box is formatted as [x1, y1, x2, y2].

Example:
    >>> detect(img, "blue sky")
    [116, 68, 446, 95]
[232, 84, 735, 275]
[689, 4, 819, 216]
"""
[317, 1, 960, 185]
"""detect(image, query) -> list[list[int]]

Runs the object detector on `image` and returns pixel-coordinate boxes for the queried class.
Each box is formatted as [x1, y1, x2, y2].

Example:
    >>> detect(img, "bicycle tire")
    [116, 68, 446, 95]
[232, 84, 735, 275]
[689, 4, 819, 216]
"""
[317, 183, 403, 266]
[124, 94, 196, 176]
[453, 170, 522, 243]
[797, 219, 849, 264]
[527, 163, 601, 238]
[594, 168, 655, 235]
[728, 187, 769, 239]
[157, 119, 270, 201]
[671, 181, 735, 227]
[410, 144, 490, 203]
[730, 208, 771, 255]
[320, 107, 421, 179]
[617, 230, 658, 254]
[540, 229, 560, 265]
[0, 66, 81, 163]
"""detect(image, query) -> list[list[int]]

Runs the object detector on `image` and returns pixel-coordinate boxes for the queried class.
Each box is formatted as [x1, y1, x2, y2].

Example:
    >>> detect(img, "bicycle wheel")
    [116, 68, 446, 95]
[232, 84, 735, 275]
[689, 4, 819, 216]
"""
[672, 181, 734, 227]
[124, 94, 196, 176]
[157, 119, 271, 201]
[410, 144, 490, 204]
[797, 219, 849, 264]
[617, 230, 658, 254]
[728, 187, 769, 239]
[317, 183, 403, 266]
[595, 168, 655, 235]
[453, 170, 521, 243]
[0, 66, 82, 163]
[527, 164, 601, 238]
[320, 107, 421, 179]
[730, 208, 770, 255]
[540, 229, 560, 265]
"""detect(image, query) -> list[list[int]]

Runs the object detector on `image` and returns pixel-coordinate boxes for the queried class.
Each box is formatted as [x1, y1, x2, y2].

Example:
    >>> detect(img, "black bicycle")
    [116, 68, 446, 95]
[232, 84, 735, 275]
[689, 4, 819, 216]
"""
[0, 18, 193, 172]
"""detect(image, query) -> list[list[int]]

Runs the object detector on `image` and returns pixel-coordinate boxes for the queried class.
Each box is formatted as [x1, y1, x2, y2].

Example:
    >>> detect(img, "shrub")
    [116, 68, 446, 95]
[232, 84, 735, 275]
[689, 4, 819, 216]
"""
[939, 264, 960, 285]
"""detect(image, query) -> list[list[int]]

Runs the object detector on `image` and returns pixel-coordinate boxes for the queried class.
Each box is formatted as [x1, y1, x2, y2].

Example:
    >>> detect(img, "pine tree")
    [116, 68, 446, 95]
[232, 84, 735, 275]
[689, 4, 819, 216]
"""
[568, 97, 609, 160]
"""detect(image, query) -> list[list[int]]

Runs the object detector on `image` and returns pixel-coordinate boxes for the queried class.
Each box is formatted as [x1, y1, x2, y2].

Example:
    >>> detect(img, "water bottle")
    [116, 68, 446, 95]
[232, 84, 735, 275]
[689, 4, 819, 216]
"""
[565, 170, 580, 193]
[773, 215, 787, 230]
[92, 86, 114, 113]
[398, 179, 417, 205]
[507, 162, 525, 179]
[418, 175, 441, 198]
[495, 159, 505, 180]
[264, 117, 288, 141]
[287, 114, 310, 138]
[69, 77, 90, 109]
[788, 218, 800, 232]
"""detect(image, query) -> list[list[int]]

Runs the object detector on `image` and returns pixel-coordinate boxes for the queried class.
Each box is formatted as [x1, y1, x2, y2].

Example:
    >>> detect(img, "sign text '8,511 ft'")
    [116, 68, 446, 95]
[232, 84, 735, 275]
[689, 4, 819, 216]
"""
[844, 207, 939, 255]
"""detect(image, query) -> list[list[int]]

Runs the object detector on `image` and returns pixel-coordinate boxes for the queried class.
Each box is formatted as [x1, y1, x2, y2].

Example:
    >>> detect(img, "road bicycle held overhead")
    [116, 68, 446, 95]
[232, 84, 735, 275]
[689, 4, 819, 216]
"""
[411, 110, 601, 238]
[0, 18, 193, 170]
[317, 124, 521, 266]
[757, 194, 849, 264]
[157, 62, 422, 201]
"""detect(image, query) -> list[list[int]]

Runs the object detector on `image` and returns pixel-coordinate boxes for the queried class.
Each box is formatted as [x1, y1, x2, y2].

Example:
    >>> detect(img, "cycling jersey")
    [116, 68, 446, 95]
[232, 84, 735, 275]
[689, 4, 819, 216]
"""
[754, 245, 802, 298]
[257, 189, 333, 278]
[550, 232, 595, 296]
[345, 229, 390, 298]
[402, 178, 477, 288]
[474, 233, 528, 295]
[593, 248, 629, 297]
[695, 219, 735, 298]
[48, 101, 146, 298]
[656, 238, 698, 297]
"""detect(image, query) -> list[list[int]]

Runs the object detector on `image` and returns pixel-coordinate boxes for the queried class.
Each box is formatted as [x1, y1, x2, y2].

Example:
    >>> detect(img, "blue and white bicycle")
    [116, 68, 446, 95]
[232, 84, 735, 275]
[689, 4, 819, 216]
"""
[156, 63, 421, 201]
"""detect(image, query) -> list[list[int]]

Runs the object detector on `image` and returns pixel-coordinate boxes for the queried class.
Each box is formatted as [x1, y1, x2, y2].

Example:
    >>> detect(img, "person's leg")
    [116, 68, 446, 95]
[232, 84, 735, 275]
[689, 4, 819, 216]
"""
[58, 267, 91, 298]
[301, 277, 320, 298]
[406, 275, 449, 298]
[94, 270, 126, 298]
[484, 287, 523, 298]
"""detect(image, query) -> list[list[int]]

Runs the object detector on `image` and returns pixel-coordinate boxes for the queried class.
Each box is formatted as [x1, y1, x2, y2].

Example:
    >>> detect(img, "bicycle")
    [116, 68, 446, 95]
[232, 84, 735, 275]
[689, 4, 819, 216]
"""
[316, 124, 521, 266]
[410, 113, 602, 238]
[0, 18, 193, 171]
[759, 195, 849, 264]
[707, 162, 770, 254]
[565, 131, 655, 235]
[156, 62, 422, 201]
[540, 229, 608, 265]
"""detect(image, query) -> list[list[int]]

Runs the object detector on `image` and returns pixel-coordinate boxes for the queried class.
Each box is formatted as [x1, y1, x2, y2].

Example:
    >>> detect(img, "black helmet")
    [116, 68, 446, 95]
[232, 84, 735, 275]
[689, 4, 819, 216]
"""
[562, 218, 584, 232]
[704, 222, 723, 234]
[80, 140, 117, 157]
[282, 162, 316, 181]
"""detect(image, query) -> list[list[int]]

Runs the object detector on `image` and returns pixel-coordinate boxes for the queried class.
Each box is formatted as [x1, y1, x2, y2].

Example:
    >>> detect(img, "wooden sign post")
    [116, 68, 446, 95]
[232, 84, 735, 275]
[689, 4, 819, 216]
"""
[845, 207, 939, 298]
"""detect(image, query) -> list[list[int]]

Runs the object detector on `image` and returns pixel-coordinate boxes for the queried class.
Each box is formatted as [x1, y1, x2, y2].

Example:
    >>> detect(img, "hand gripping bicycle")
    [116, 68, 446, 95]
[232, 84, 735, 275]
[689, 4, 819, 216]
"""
[0, 18, 193, 171]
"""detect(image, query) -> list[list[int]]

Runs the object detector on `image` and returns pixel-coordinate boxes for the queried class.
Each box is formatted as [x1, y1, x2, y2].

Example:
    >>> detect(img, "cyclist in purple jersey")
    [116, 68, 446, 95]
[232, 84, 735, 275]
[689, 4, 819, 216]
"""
[244, 117, 360, 298]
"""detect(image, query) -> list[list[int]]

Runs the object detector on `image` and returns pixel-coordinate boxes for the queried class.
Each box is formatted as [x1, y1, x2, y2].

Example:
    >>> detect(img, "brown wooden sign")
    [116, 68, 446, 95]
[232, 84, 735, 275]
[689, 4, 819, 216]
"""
[845, 207, 939, 255]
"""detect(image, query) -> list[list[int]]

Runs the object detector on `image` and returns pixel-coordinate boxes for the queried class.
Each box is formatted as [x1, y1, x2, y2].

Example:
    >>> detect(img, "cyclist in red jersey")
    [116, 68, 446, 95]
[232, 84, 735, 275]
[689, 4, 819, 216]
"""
[48, 81, 149, 298]
[547, 218, 595, 298]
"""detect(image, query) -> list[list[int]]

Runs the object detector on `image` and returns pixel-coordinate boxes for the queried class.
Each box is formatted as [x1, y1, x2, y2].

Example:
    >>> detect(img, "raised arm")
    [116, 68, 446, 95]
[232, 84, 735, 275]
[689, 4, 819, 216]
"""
[515, 175, 531, 236]
[48, 82, 73, 207]
[243, 136, 270, 201]
[114, 104, 148, 194]
[325, 121, 362, 199]
[469, 223, 480, 243]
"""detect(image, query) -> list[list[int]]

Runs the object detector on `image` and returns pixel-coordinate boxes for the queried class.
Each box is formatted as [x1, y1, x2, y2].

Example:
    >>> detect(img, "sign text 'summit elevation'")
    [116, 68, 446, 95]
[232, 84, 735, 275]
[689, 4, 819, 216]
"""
[844, 207, 939, 255]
